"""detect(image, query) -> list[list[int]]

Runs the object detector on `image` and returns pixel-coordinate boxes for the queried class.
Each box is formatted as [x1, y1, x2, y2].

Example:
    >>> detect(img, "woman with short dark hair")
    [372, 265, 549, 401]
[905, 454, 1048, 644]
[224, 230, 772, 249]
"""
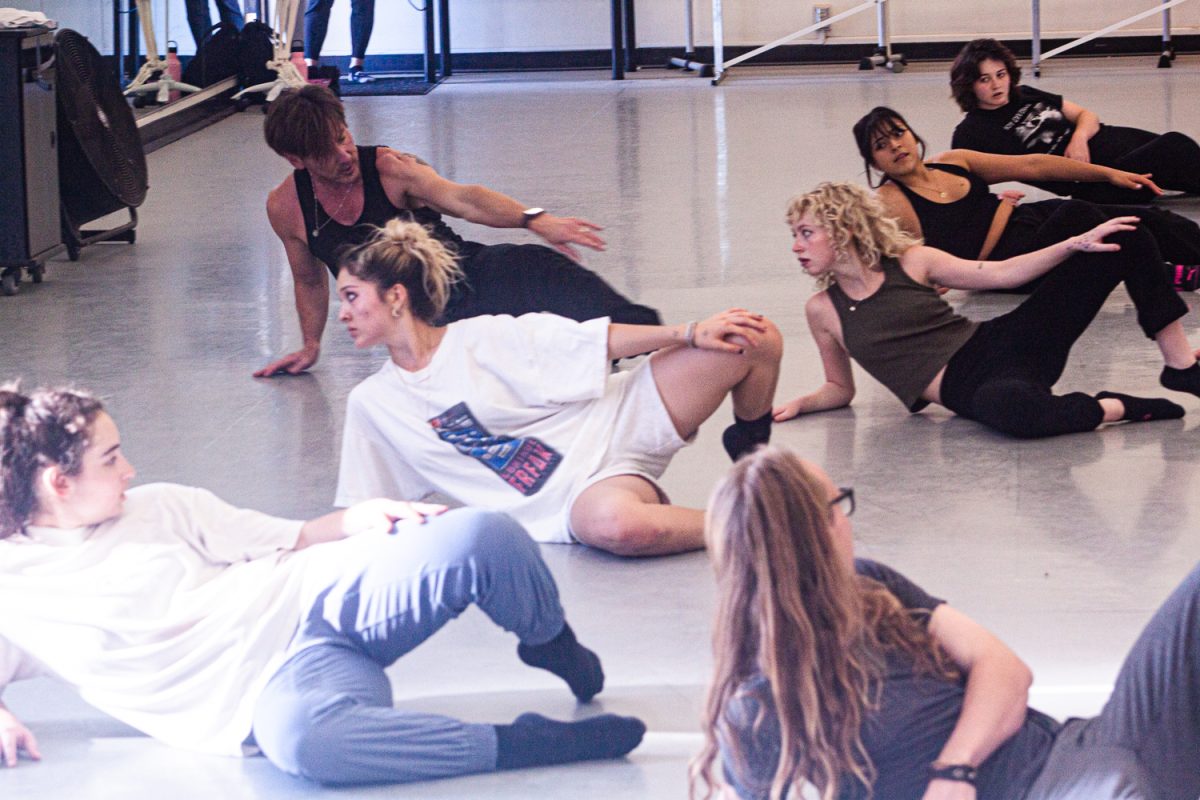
[949, 38, 1200, 204]
[853, 106, 1200, 291]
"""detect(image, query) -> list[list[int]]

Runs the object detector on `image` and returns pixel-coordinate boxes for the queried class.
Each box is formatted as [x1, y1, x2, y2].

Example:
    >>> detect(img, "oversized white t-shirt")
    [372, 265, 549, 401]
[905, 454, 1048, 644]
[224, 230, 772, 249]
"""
[0, 483, 307, 756]
[336, 314, 627, 543]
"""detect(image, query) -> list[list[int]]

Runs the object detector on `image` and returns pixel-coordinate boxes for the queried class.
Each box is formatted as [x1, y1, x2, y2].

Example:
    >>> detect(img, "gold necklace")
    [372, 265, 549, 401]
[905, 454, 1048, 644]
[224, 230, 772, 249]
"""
[311, 179, 356, 238]
[905, 172, 949, 198]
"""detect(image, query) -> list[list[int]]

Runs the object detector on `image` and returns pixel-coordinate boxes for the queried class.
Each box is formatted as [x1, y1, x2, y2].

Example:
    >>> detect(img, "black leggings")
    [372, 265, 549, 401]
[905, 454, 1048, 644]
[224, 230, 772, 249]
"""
[940, 210, 1188, 439]
[990, 198, 1200, 291]
[441, 243, 661, 327]
[1066, 125, 1200, 204]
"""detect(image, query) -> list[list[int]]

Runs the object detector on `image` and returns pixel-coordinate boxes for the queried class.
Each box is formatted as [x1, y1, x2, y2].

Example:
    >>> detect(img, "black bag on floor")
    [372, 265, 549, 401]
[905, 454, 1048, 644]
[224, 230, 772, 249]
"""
[309, 64, 341, 97]
[237, 20, 276, 89]
[181, 22, 239, 87]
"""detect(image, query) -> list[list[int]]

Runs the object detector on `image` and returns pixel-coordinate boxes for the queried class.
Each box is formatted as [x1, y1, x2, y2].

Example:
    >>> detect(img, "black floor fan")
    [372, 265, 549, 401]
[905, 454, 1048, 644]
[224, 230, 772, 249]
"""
[54, 29, 147, 260]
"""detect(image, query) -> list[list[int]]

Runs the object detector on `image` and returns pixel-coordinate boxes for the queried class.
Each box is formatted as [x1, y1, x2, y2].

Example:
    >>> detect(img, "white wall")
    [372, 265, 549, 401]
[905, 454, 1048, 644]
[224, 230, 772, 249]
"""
[29, 0, 1200, 58]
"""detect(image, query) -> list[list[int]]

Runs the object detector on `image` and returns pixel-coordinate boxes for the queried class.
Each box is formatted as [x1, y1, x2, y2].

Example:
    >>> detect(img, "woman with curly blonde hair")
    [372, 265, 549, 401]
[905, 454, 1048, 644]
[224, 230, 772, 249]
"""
[694, 447, 1200, 800]
[771, 181, 1200, 439]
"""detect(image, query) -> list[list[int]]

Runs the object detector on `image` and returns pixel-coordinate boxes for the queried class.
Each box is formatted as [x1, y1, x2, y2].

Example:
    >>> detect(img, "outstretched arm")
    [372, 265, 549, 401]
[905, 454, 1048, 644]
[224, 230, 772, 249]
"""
[377, 150, 605, 261]
[606, 308, 770, 361]
[294, 498, 450, 549]
[1061, 99, 1102, 163]
[919, 605, 1033, 800]
[936, 149, 1161, 196]
[773, 293, 855, 422]
[255, 183, 331, 378]
[909, 216, 1139, 291]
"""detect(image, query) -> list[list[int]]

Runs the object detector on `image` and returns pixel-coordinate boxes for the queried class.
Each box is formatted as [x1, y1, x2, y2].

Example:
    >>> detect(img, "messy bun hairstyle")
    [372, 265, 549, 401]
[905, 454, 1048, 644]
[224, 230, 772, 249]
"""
[338, 219, 464, 324]
[0, 383, 104, 539]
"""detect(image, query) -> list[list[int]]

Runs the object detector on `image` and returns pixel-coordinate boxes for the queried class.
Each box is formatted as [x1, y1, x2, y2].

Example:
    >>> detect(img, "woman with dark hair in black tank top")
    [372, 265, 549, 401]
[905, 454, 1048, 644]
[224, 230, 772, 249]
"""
[771, 182, 1200, 440]
[852, 108, 1200, 292]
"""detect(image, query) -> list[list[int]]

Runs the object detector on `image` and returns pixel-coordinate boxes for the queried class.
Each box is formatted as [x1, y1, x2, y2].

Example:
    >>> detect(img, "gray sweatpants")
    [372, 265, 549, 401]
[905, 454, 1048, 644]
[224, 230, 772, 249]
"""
[250, 508, 567, 785]
[1026, 561, 1200, 800]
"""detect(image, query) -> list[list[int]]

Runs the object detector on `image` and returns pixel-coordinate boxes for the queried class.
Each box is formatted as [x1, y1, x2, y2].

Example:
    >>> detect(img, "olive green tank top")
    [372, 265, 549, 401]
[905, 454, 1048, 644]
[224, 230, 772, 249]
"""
[827, 258, 978, 412]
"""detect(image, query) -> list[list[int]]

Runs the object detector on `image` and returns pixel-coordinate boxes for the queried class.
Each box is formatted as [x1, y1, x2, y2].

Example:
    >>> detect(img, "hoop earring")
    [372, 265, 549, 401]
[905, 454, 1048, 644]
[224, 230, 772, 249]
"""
[391, 306, 403, 319]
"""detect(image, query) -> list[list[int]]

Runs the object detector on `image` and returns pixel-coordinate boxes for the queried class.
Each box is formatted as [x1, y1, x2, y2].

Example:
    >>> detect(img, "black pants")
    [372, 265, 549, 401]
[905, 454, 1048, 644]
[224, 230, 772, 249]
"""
[1066, 125, 1200, 204]
[940, 211, 1187, 439]
[441, 243, 661, 327]
[185, 0, 243, 49]
[991, 198, 1200, 291]
[305, 0, 375, 60]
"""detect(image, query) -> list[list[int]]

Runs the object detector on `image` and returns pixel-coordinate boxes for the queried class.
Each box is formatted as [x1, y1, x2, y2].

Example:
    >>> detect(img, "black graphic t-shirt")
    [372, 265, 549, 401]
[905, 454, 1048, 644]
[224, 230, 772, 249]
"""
[951, 85, 1073, 157]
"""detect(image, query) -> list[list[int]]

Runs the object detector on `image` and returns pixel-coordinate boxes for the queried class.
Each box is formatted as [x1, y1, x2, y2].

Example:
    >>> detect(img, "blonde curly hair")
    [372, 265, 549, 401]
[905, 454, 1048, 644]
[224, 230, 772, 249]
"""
[785, 182, 921, 288]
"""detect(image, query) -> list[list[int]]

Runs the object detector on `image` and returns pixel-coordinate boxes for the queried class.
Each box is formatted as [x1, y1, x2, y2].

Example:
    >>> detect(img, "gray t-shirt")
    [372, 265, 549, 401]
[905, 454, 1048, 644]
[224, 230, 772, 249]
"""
[719, 559, 1058, 800]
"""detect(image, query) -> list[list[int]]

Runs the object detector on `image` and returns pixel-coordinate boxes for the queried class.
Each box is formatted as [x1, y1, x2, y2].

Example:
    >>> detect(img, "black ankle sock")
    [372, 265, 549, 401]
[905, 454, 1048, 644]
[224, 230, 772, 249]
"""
[494, 713, 646, 770]
[1160, 363, 1200, 397]
[517, 623, 604, 702]
[722, 410, 772, 462]
[1096, 391, 1185, 422]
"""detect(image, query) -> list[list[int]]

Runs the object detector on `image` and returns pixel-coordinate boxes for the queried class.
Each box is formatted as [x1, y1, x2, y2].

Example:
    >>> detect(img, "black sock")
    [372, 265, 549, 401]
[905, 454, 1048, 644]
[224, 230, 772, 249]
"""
[494, 713, 646, 770]
[722, 410, 772, 462]
[1096, 391, 1185, 422]
[1160, 363, 1200, 397]
[517, 623, 604, 702]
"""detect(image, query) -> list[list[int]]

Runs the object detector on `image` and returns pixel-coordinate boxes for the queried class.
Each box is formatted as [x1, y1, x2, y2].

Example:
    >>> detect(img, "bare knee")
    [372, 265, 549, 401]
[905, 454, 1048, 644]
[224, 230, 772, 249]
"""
[722, 315, 782, 369]
[573, 506, 673, 557]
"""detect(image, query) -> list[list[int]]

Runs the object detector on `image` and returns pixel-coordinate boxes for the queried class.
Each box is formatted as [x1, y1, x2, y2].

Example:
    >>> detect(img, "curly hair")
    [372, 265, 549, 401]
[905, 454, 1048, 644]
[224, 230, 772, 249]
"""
[950, 38, 1022, 112]
[690, 447, 960, 800]
[785, 182, 921, 287]
[0, 383, 104, 539]
[338, 219, 465, 324]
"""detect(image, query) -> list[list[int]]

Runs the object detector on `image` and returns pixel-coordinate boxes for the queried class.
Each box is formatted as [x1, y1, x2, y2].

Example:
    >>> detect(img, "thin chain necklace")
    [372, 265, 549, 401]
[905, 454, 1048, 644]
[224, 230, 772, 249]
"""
[311, 179, 355, 238]
[904, 170, 948, 199]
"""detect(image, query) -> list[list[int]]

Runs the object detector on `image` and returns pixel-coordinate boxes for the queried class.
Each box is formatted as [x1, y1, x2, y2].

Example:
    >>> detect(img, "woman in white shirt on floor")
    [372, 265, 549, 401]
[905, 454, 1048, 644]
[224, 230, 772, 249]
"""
[0, 385, 644, 783]
[333, 220, 783, 557]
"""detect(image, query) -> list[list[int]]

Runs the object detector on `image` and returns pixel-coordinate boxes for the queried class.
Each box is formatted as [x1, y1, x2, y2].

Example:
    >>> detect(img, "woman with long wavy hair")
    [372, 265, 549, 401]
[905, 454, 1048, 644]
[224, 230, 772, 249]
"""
[692, 447, 1200, 799]
[770, 181, 1200, 439]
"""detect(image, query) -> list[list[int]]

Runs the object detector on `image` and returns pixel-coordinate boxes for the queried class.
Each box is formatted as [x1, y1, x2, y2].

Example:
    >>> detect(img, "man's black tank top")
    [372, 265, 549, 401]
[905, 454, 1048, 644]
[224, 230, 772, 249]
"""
[294, 145, 475, 275]
[889, 163, 1001, 259]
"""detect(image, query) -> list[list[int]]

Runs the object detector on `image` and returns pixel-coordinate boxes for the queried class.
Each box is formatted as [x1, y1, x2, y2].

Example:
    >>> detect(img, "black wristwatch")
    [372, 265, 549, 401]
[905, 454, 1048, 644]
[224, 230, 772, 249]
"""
[521, 207, 546, 228]
[929, 762, 977, 785]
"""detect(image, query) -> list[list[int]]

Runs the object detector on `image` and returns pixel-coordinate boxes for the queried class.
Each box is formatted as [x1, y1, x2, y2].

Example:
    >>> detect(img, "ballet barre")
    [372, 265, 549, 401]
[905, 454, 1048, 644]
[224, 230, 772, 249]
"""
[1032, 0, 1194, 75]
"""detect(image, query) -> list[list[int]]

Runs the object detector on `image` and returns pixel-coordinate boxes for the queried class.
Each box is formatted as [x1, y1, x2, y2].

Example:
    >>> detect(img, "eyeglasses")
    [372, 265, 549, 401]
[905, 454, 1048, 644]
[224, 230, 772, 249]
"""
[829, 487, 855, 517]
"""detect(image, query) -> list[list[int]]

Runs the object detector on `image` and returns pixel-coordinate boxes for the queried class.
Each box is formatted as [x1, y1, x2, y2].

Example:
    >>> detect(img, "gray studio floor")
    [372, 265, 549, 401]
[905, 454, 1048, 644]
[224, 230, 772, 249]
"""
[5, 55, 1200, 798]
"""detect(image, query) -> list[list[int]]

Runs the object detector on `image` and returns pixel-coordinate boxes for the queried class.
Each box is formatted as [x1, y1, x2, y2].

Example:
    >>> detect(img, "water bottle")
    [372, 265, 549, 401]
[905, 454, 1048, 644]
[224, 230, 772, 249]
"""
[290, 39, 308, 81]
[166, 41, 183, 102]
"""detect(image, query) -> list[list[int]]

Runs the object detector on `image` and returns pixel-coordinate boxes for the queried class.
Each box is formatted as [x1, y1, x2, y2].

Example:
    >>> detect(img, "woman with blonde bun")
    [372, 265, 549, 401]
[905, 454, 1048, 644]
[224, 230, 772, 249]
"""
[334, 219, 783, 557]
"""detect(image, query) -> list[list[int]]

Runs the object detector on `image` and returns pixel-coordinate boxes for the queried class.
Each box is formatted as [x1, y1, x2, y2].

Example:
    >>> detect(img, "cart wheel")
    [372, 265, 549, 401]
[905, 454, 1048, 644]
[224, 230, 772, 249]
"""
[1158, 53, 1173, 69]
[858, 57, 873, 71]
[888, 60, 906, 73]
[30, 263, 44, 283]
[261, 102, 270, 115]
[66, 241, 81, 261]
[1, 271, 18, 296]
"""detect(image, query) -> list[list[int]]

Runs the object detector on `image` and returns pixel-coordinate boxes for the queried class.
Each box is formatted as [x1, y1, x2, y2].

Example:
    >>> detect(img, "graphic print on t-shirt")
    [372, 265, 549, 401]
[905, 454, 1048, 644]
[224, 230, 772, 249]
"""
[1005, 101, 1069, 154]
[429, 403, 562, 496]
